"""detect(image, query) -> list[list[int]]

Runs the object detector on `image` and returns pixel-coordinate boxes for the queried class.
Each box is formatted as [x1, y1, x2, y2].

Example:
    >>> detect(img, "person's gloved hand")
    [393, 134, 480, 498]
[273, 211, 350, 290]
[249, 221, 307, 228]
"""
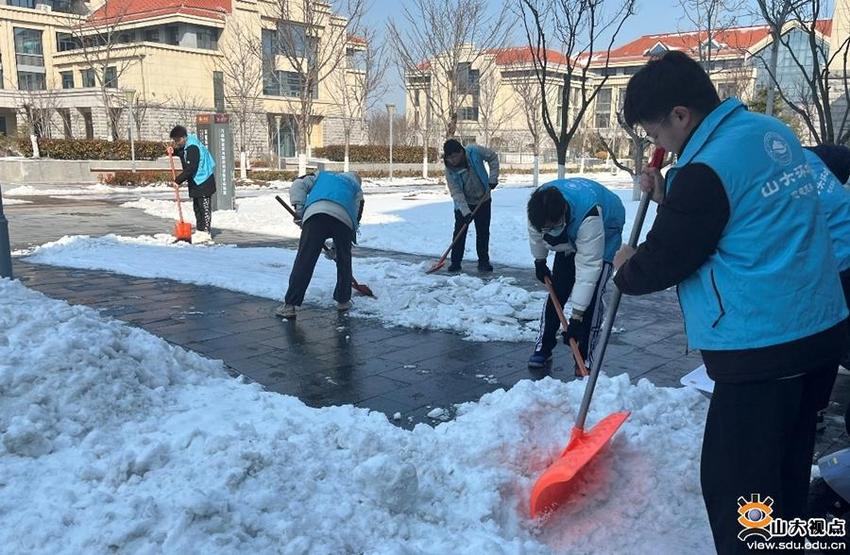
[561, 315, 583, 344]
[489, 181, 498, 190]
[292, 205, 303, 227]
[457, 210, 474, 225]
[534, 259, 551, 284]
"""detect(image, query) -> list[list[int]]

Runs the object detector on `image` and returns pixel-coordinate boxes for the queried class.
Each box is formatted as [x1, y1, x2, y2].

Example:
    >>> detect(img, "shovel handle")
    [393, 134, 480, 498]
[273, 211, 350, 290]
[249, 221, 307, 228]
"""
[167, 147, 186, 224]
[543, 276, 589, 377]
[427, 189, 492, 273]
[575, 147, 666, 430]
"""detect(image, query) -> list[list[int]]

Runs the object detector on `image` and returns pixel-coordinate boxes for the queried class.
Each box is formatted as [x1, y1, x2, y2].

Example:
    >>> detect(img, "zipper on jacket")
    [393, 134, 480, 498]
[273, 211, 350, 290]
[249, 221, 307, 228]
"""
[710, 269, 726, 328]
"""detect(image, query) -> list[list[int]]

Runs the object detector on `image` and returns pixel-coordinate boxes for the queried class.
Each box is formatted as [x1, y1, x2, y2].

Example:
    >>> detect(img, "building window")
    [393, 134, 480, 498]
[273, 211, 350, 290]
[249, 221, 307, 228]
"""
[457, 62, 479, 95]
[458, 106, 478, 121]
[166, 26, 180, 46]
[263, 71, 316, 98]
[0, 117, 6, 136]
[594, 87, 612, 129]
[18, 72, 45, 91]
[81, 108, 94, 139]
[104, 66, 117, 88]
[56, 32, 80, 52]
[197, 28, 218, 50]
[277, 23, 308, 57]
[0, 54, 4, 90]
[14, 28, 44, 68]
[81, 69, 95, 87]
[213, 71, 224, 112]
[8, 0, 36, 8]
[58, 108, 72, 138]
[119, 31, 134, 44]
[61, 70, 74, 89]
[144, 29, 160, 43]
[346, 48, 366, 71]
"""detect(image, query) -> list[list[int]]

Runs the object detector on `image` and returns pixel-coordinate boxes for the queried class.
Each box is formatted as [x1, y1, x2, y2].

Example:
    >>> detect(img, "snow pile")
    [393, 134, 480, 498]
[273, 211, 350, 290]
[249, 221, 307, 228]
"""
[23, 234, 545, 342]
[123, 184, 656, 268]
[0, 278, 712, 554]
[2, 198, 31, 205]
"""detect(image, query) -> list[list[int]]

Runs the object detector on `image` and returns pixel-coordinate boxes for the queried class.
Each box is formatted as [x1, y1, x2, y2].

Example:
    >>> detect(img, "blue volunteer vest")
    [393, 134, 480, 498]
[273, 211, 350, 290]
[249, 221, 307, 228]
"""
[445, 145, 491, 207]
[804, 149, 850, 273]
[183, 133, 215, 185]
[666, 98, 846, 350]
[540, 178, 626, 262]
[304, 172, 362, 230]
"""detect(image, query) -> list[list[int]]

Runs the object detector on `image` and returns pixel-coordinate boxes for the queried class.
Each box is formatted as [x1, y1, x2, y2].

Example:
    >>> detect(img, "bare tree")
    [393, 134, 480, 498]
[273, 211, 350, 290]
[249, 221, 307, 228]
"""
[328, 26, 389, 171]
[517, 0, 636, 178]
[165, 90, 210, 128]
[388, 0, 510, 140]
[269, 0, 366, 175]
[760, 0, 850, 144]
[471, 64, 519, 147]
[508, 65, 545, 185]
[676, 0, 746, 72]
[213, 13, 265, 177]
[366, 111, 411, 145]
[64, 0, 141, 140]
[749, 1, 807, 116]
[596, 112, 652, 200]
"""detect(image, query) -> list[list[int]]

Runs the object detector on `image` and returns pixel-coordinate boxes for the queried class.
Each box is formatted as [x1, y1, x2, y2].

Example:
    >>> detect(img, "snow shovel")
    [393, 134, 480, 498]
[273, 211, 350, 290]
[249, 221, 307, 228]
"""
[166, 146, 192, 243]
[543, 275, 588, 378]
[274, 195, 376, 298]
[426, 190, 492, 274]
[530, 147, 666, 518]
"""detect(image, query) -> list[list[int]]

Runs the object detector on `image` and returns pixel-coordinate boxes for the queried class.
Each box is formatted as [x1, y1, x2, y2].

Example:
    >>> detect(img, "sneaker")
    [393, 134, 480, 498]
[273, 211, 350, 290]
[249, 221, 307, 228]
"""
[478, 260, 493, 273]
[275, 304, 296, 318]
[337, 301, 352, 312]
[447, 263, 462, 273]
[192, 230, 213, 244]
[528, 350, 553, 368]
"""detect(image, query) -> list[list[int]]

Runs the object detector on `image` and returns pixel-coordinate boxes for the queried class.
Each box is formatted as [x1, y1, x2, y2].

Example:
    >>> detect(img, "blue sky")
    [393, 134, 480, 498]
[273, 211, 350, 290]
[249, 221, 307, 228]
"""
[362, 0, 759, 112]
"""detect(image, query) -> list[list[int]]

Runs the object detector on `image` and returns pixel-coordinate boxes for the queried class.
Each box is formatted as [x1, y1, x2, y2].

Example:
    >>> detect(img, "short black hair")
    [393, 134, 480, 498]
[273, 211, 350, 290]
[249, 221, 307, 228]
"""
[169, 125, 188, 140]
[806, 144, 850, 184]
[623, 51, 721, 128]
[528, 187, 569, 232]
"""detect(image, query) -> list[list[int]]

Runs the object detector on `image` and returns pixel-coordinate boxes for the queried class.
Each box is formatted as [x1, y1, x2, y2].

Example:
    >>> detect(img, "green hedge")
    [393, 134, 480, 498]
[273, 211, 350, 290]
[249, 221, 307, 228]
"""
[18, 138, 167, 160]
[314, 144, 439, 163]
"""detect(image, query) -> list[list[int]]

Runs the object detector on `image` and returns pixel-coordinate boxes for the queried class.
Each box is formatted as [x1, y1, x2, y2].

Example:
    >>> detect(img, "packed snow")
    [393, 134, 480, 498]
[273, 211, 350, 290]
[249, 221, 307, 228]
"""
[0, 278, 713, 553]
[23, 234, 546, 342]
[123, 181, 657, 268]
[1, 198, 31, 205]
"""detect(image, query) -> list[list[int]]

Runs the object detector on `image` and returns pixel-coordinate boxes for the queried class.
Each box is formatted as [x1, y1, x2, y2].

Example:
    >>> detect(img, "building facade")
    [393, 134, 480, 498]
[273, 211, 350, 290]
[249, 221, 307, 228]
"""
[0, 0, 367, 161]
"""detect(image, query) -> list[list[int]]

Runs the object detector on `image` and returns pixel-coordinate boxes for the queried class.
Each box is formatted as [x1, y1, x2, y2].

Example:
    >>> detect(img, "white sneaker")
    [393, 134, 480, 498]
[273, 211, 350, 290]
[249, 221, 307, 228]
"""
[192, 231, 213, 244]
[275, 304, 296, 318]
[336, 301, 352, 312]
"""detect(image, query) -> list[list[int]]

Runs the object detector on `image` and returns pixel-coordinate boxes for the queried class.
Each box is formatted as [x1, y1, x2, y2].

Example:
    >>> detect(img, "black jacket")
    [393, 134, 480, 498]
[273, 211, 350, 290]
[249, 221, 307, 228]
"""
[614, 146, 847, 383]
[175, 144, 216, 198]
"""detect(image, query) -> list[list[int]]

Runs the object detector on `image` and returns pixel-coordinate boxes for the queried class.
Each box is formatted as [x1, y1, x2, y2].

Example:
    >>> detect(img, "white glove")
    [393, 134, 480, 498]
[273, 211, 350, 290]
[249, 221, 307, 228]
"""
[323, 239, 337, 261]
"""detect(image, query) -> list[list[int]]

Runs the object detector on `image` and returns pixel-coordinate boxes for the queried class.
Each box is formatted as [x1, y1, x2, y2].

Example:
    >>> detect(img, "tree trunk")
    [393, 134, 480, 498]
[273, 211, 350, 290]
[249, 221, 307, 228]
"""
[422, 136, 429, 179]
[344, 139, 350, 173]
[240, 151, 248, 179]
[765, 37, 780, 117]
[533, 154, 539, 187]
[557, 145, 566, 179]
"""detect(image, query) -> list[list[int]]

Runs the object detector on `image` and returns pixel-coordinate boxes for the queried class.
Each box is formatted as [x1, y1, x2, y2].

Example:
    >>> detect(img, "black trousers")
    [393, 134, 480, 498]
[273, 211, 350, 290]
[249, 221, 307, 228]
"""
[700, 363, 838, 554]
[192, 196, 212, 232]
[284, 213, 353, 306]
[534, 252, 612, 369]
[450, 199, 491, 266]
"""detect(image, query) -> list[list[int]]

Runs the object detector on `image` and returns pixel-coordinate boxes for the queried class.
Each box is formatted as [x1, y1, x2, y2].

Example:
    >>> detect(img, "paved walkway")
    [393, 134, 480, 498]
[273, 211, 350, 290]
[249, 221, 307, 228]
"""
[5, 192, 849, 457]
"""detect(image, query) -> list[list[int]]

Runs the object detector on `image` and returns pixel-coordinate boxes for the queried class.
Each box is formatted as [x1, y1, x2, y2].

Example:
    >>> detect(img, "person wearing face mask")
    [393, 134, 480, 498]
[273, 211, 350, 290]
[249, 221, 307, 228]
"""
[614, 50, 848, 554]
[526, 178, 625, 374]
[442, 139, 500, 273]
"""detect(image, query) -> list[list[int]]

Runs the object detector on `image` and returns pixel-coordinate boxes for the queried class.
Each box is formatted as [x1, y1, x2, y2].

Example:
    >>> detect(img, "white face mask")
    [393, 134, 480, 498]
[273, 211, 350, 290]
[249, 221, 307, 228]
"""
[541, 216, 566, 237]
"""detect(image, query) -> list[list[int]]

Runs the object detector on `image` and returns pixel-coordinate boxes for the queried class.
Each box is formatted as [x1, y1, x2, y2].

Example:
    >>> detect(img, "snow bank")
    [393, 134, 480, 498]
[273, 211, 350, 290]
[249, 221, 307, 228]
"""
[0, 278, 712, 554]
[24, 234, 546, 342]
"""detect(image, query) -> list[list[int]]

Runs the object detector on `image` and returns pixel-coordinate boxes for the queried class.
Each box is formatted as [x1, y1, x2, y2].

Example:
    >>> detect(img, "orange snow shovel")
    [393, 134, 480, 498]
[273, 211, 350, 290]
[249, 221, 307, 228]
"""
[426, 190, 492, 274]
[529, 147, 667, 518]
[166, 146, 192, 243]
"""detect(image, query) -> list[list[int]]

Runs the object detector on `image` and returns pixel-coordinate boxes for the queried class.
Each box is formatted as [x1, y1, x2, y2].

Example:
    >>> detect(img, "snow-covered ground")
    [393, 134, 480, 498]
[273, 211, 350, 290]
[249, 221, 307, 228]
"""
[0, 278, 712, 554]
[2, 198, 31, 205]
[23, 234, 546, 342]
[124, 179, 657, 268]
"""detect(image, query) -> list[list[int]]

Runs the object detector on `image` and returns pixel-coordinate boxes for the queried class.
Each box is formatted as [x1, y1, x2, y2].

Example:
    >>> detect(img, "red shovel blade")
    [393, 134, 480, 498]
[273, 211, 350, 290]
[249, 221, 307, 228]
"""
[425, 259, 446, 274]
[529, 410, 630, 518]
[352, 280, 376, 298]
[174, 221, 192, 242]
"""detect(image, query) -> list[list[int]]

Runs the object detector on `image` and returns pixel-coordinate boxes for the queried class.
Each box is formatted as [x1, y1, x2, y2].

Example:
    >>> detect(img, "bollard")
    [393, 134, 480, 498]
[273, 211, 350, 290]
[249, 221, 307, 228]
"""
[0, 184, 13, 279]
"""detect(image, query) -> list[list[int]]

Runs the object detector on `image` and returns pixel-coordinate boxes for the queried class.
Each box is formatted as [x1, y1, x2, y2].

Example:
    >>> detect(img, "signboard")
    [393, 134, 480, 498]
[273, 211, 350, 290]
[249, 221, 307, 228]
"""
[195, 113, 235, 211]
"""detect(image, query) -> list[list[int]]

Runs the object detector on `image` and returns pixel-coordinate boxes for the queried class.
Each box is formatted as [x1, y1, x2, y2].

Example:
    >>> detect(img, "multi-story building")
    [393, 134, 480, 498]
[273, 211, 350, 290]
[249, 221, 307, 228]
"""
[0, 0, 366, 161]
[407, 14, 840, 162]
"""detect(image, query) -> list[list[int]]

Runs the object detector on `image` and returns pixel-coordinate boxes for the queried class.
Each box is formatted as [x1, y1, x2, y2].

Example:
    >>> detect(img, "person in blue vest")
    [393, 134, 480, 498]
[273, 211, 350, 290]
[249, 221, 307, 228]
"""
[614, 51, 848, 554]
[170, 125, 216, 243]
[276, 171, 364, 319]
[526, 178, 625, 375]
[805, 145, 850, 438]
[443, 139, 500, 272]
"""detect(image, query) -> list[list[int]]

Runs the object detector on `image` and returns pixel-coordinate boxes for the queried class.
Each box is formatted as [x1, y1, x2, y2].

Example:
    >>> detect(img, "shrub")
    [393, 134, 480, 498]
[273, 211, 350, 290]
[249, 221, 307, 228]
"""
[17, 138, 167, 160]
[314, 144, 439, 163]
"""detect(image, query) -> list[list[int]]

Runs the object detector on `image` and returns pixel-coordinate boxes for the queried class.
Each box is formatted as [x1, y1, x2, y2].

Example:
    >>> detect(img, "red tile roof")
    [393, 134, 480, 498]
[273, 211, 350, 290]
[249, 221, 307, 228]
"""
[486, 46, 570, 66]
[87, 0, 231, 26]
[602, 19, 832, 64]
